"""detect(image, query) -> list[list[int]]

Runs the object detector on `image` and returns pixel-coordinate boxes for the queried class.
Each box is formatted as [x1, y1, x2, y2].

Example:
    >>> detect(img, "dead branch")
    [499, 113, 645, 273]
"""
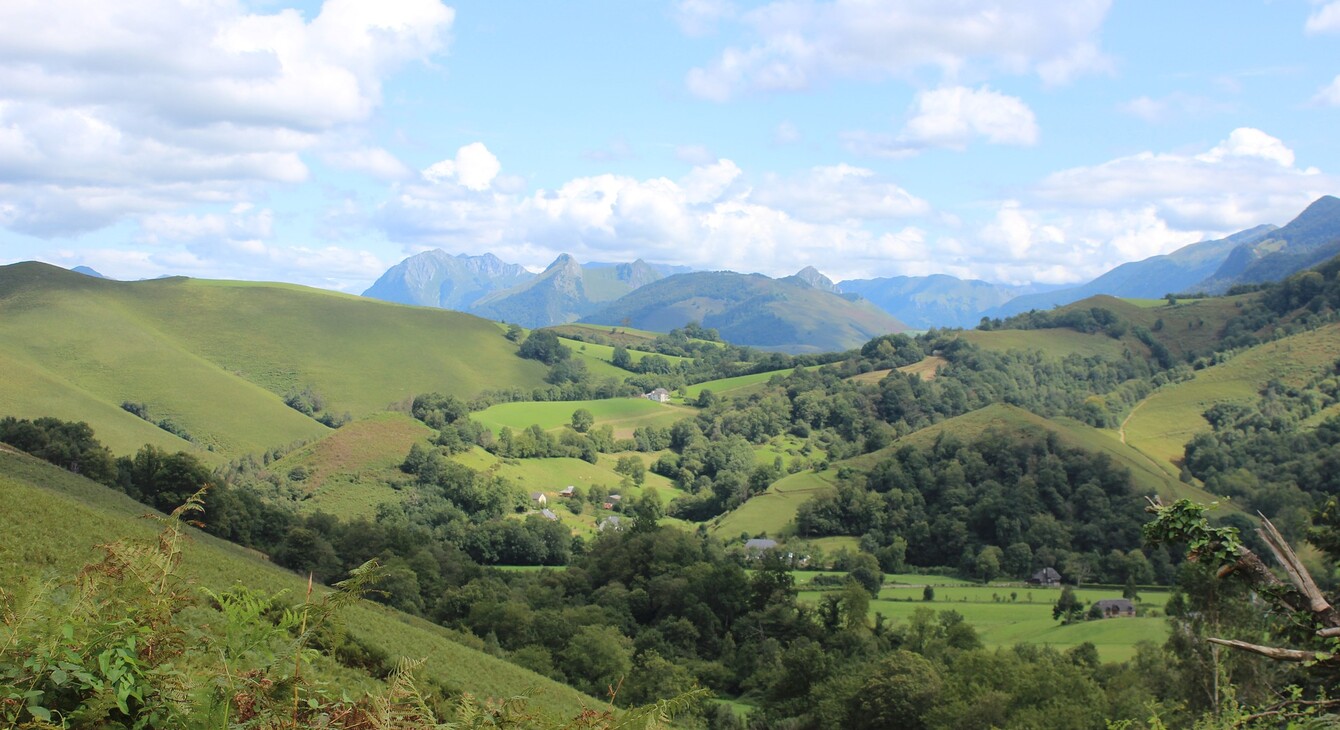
[1206, 638, 1327, 663]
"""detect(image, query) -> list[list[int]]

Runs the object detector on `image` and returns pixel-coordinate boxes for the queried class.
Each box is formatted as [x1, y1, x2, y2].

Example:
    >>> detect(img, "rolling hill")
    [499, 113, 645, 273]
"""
[581, 271, 908, 353]
[0, 262, 549, 458]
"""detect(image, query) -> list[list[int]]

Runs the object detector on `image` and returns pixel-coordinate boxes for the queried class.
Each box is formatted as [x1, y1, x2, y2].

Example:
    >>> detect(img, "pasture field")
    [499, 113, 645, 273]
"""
[471, 398, 694, 438]
[0, 447, 601, 716]
[712, 468, 837, 537]
[270, 412, 433, 518]
[683, 366, 827, 400]
[1124, 322, 1340, 473]
[799, 586, 1168, 662]
[846, 368, 892, 385]
[958, 328, 1130, 359]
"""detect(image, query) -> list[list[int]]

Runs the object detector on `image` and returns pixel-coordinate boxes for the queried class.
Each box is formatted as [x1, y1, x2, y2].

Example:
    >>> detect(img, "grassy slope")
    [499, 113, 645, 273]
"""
[1123, 322, 1340, 475]
[957, 328, 1131, 359]
[0, 448, 600, 716]
[270, 412, 434, 519]
[471, 398, 695, 439]
[0, 263, 550, 459]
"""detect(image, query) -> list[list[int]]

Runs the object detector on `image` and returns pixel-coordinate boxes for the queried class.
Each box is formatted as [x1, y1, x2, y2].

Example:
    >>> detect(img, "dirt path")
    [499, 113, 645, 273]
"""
[1119, 396, 1148, 445]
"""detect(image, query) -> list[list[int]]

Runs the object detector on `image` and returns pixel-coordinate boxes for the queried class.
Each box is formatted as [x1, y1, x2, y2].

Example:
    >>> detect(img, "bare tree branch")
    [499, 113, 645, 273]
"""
[1206, 637, 1327, 663]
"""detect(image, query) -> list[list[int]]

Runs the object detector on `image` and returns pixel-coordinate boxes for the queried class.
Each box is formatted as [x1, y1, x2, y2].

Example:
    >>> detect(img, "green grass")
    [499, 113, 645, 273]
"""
[800, 585, 1169, 662]
[958, 329, 1130, 359]
[683, 368, 799, 400]
[1124, 322, 1340, 475]
[0, 263, 551, 460]
[0, 447, 602, 716]
[270, 412, 433, 519]
[712, 468, 837, 538]
[471, 398, 694, 439]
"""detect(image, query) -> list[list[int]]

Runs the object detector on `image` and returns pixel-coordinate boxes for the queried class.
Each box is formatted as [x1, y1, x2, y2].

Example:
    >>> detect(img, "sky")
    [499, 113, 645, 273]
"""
[1, 0, 1339, 291]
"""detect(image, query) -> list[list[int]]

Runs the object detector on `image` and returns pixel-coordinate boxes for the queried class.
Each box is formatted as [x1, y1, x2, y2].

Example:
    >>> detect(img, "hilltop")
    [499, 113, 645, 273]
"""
[0, 262, 549, 458]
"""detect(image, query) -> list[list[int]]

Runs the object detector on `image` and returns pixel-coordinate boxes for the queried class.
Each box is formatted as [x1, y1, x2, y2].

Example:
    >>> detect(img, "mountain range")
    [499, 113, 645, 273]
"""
[355, 196, 1340, 334]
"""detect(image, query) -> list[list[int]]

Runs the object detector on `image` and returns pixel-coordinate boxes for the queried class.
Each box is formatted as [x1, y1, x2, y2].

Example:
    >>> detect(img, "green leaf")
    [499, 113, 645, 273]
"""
[28, 705, 51, 722]
[50, 667, 68, 685]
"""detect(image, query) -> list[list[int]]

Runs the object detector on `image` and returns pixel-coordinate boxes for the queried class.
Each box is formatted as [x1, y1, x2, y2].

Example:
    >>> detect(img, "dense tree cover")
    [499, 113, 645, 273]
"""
[0, 416, 116, 483]
[517, 329, 571, 365]
[1182, 370, 1340, 538]
[795, 428, 1172, 584]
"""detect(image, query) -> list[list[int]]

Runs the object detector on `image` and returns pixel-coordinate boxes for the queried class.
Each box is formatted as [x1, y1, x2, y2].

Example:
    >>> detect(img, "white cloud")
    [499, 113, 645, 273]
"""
[842, 86, 1037, 158]
[1306, 1, 1340, 33]
[0, 0, 452, 236]
[377, 146, 931, 280]
[1314, 75, 1340, 106]
[1119, 92, 1235, 123]
[963, 128, 1339, 284]
[321, 146, 414, 181]
[685, 0, 1112, 101]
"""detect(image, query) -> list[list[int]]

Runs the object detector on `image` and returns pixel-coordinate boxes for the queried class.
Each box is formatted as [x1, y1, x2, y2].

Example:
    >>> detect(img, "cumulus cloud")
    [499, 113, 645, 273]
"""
[970, 128, 1339, 283]
[673, 0, 736, 36]
[843, 85, 1037, 158]
[0, 0, 452, 236]
[423, 142, 502, 191]
[1306, 1, 1340, 33]
[376, 143, 931, 280]
[685, 0, 1112, 101]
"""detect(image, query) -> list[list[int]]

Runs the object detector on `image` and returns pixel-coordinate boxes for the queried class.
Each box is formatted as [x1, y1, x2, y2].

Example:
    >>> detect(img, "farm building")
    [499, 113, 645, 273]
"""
[540, 508, 559, 521]
[530, 492, 548, 506]
[558, 486, 575, 497]
[644, 388, 671, 403]
[1027, 568, 1062, 587]
[744, 538, 779, 553]
[1092, 598, 1136, 618]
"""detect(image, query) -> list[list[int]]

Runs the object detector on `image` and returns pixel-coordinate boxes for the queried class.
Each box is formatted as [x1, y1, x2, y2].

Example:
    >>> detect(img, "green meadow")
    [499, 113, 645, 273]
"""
[1124, 322, 1340, 474]
[799, 585, 1169, 662]
[471, 398, 694, 438]
[958, 328, 1130, 359]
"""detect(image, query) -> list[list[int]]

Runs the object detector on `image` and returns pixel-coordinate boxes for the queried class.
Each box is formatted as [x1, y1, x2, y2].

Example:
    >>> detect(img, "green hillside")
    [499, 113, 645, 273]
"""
[1123, 321, 1340, 474]
[0, 262, 549, 459]
[0, 447, 601, 718]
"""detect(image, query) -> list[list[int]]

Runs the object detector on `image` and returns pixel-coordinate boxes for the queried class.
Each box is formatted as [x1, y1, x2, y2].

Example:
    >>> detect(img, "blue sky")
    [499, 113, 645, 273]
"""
[1, 0, 1338, 290]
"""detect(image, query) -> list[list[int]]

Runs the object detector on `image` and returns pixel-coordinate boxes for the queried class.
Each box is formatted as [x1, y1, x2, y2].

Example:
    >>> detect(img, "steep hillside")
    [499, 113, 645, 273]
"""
[841, 274, 1037, 329]
[0, 447, 600, 718]
[362, 250, 533, 309]
[1122, 321, 1340, 476]
[581, 271, 908, 353]
[471, 255, 663, 327]
[781, 265, 839, 293]
[0, 262, 549, 458]
[990, 225, 1276, 318]
[1199, 195, 1340, 292]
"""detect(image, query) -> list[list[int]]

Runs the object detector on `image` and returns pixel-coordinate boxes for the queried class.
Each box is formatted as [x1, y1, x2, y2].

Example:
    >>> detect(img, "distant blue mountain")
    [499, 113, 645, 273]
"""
[70, 265, 105, 279]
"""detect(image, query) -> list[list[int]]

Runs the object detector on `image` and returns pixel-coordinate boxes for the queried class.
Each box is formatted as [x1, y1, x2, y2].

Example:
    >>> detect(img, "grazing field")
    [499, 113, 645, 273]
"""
[0, 263, 552, 459]
[0, 448, 602, 717]
[471, 398, 694, 438]
[958, 328, 1130, 359]
[752, 434, 825, 469]
[683, 367, 812, 400]
[712, 468, 837, 537]
[1124, 322, 1340, 473]
[800, 585, 1169, 662]
[270, 412, 433, 518]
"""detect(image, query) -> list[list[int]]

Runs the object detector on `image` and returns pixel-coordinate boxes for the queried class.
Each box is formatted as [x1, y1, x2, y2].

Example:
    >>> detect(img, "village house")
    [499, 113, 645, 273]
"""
[1027, 567, 1062, 587]
[529, 492, 547, 507]
[644, 387, 671, 403]
[598, 515, 622, 532]
[1092, 598, 1136, 618]
[540, 508, 559, 521]
[558, 486, 575, 497]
